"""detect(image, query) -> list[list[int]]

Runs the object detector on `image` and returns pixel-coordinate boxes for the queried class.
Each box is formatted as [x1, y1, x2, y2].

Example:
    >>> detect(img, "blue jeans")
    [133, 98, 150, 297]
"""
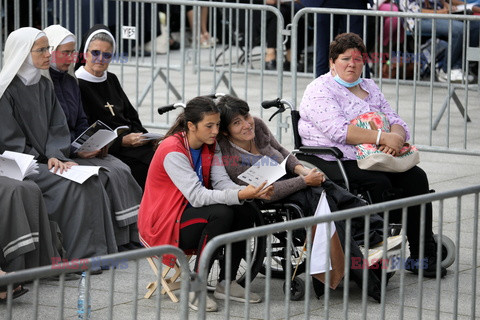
[308, 0, 367, 77]
[420, 18, 479, 71]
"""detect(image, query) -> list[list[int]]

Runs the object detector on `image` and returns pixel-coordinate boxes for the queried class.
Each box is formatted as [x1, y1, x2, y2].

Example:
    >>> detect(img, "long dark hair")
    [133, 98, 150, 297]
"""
[216, 95, 250, 137]
[161, 96, 220, 141]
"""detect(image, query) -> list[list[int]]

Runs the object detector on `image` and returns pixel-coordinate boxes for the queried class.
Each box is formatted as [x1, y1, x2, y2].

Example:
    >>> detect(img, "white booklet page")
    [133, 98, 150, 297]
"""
[0, 151, 38, 181]
[50, 165, 104, 184]
[237, 155, 289, 187]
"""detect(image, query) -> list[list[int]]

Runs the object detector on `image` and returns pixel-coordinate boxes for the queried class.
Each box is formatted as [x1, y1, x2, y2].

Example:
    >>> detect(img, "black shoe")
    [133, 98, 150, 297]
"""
[169, 39, 180, 50]
[405, 256, 447, 278]
[283, 60, 291, 71]
[118, 242, 143, 252]
[367, 282, 381, 303]
[265, 60, 277, 70]
[129, 241, 143, 249]
[0, 285, 28, 303]
[312, 277, 324, 299]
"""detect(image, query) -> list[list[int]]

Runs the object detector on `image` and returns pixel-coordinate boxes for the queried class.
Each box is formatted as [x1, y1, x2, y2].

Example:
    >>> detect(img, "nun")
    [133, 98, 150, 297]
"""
[0, 177, 59, 272]
[43, 24, 142, 251]
[0, 27, 117, 260]
[75, 24, 154, 189]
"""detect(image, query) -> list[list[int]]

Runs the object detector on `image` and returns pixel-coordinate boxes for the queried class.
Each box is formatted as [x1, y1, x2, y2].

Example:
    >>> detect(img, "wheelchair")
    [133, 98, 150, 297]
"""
[260, 97, 456, 271]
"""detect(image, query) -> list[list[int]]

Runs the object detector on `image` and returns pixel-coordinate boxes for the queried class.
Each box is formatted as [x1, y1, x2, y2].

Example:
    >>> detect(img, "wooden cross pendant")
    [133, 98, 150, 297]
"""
[105, 102, 115, 116]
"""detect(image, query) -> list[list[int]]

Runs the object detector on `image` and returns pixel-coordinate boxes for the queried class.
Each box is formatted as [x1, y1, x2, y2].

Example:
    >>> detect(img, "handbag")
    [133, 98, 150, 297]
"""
[351, 112, 419, 173]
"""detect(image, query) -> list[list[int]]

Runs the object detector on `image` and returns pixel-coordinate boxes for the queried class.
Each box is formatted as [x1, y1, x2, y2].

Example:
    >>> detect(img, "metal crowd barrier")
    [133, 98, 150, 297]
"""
[0, 245, 190, 320]
[196, 184, 480, 319]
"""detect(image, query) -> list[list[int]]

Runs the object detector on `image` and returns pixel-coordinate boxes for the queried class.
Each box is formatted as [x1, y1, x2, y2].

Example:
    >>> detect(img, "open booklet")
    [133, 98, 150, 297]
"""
[0, 151, 39, 181]
[237, 155, 289, 188]
[50, 165, 106, 184]
[71, 120, 129, 153]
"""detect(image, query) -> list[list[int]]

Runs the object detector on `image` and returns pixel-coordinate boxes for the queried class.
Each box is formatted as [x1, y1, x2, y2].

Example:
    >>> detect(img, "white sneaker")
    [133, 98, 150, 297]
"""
[437, 68, 449, 82]
[213, 280, 262, 303]
[144, 33, 169, 55]
[437, 68, 474, 83]
[188, 292, 218, 312]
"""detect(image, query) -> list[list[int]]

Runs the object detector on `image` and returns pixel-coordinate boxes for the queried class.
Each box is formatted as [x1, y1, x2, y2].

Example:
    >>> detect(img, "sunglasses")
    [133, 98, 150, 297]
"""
[88, 50, 113, 61]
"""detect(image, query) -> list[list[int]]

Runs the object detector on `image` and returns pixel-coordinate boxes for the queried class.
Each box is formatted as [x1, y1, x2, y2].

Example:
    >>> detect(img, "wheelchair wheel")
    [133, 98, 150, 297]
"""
[259, 205, 307, 279]
[190, 210, 266, 291]
[433, 234, 455, 269]
[260, 232, 307, 279]
[283, 277, 305, 301]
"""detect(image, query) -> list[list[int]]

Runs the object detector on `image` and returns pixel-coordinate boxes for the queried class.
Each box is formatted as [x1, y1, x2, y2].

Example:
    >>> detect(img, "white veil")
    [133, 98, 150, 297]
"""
[43, 24, 77, 80]
[0, 27, 46, 99]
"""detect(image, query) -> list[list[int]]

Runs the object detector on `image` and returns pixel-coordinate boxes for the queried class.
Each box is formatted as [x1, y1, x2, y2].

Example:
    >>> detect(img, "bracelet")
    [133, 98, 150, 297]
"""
[375, 129, 382, 146]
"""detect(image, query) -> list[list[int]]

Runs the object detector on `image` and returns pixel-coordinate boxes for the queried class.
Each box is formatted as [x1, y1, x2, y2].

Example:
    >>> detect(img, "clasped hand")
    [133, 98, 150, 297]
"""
[378, 132, 404, 156]
[238, 181, 274, 201]
[303, 168, 325, 187]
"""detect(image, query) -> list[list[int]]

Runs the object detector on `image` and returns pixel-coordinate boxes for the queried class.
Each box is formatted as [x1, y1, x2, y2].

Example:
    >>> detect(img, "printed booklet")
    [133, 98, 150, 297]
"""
[0, 151, 39, 181]
[71, 120, 128, 153]
[237, 155, 289, 188]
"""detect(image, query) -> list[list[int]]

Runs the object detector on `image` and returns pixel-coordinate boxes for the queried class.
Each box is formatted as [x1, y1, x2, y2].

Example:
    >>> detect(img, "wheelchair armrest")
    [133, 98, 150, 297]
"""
[298, 146, 343, 159]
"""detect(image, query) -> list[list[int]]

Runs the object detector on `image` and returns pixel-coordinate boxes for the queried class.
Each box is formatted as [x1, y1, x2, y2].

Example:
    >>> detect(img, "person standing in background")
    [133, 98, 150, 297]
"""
[301, 0, 373, 77]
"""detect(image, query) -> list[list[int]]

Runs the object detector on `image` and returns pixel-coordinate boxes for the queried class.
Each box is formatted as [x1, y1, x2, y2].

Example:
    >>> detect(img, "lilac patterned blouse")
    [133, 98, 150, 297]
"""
[298, 72, 410, 161]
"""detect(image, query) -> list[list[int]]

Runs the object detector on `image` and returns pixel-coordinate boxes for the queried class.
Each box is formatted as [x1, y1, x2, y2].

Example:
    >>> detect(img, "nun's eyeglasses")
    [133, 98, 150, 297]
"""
[88, 50, 113, 60]
[31, 46, 53, 54]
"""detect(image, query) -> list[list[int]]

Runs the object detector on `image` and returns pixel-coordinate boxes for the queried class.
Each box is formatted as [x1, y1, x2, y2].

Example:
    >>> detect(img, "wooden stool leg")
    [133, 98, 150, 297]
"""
[144, 255, 193, 303]
[144, 257, 180, 303]
[144, 257, 160, 299]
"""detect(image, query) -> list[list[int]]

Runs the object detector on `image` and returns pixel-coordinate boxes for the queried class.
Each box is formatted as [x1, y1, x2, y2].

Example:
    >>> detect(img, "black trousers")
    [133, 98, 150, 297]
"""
[179, 202, 256, 281]
[308, 158, 434, 257]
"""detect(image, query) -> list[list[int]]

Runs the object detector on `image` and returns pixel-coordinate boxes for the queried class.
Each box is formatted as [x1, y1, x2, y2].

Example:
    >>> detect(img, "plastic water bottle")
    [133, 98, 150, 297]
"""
[77, 272, 92, 319]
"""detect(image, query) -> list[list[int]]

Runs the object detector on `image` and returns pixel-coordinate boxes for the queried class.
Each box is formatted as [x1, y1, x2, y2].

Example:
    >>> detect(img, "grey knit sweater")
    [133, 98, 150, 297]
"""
[217, 117, 308, 202]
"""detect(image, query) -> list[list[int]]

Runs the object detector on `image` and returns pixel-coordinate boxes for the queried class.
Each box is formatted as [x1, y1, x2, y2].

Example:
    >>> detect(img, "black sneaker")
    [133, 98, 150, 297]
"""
[265, 60, 277, 70]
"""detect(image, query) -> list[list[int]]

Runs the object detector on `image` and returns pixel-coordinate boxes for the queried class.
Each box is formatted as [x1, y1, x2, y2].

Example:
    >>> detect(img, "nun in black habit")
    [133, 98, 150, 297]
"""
[75, 24, 155, 189]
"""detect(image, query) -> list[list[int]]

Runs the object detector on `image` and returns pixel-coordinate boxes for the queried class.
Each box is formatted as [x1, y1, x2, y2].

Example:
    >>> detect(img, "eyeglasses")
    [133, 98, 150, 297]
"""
[88, 50, 113, 61]
[31, 46, 53, 54]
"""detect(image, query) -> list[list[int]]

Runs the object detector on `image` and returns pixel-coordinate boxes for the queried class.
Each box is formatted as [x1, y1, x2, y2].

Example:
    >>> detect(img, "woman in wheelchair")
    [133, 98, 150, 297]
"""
[138, 96, 273, 312]
[216, 95, 388, 302]
[298, 32, 447, 278]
